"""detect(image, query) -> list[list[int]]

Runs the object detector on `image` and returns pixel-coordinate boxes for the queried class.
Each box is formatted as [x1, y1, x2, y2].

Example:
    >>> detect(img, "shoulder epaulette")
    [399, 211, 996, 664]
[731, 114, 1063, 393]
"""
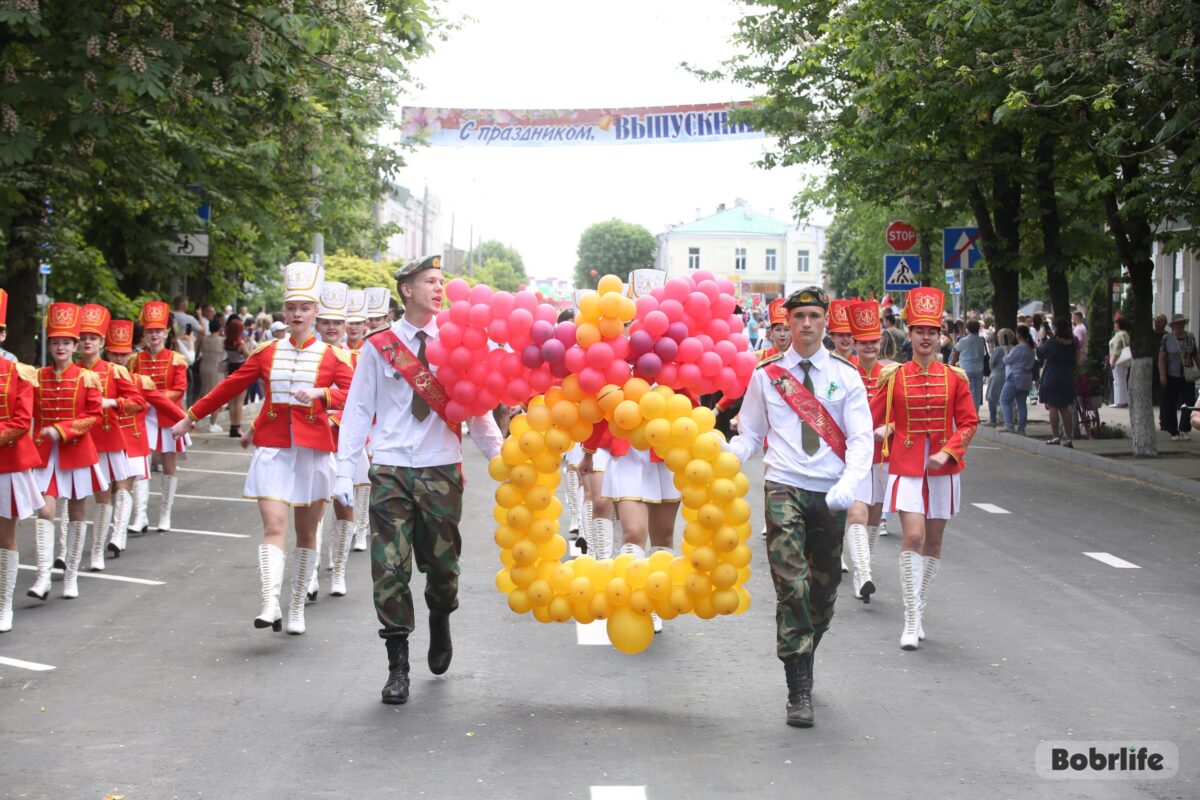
[948, 364, 968, 382]
[111, 364, 131, 382]
[829, 351, 856, 368]
[363, 326, 391, 340]
[330, 346, 353, 367]
[81, 370, 103, 390]
[252, 339, 274, 356]
[171, 351, 189, 367]
[15, 362, 38, 387]
[755, 352, 785, 369]
[139, 375, 156, 390]
[877, 363, 902, 384]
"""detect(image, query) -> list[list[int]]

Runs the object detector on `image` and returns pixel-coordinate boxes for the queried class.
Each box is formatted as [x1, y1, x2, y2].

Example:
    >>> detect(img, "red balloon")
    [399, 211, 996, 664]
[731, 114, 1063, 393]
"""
[468, 283, 493, 306]
[677, 337, 703, 364]
[438, 365, 461, 387]
[452, 380, 475, 405]
[642, 310, 669, 337]
[714, 340, 738, 364]
[446, 399, 468, 423]
[729, 332, 749, 351]
[563, 345, 588, 374]
[678, 362, 702, 389]
[468, 303, 491, 329]
[685, 291, 711, 321]
[664, 278, 690, 303]
[514, 291, 537, 312]
[708, 318, 731, 342]
[697, 280, 721, 303]
[734, 351, 757, 377]
[449, 346, 472, 372]
[699, 351, 722, 378]
[462, 327, 487, 351]
[659, 299, 684, 322]
[489, 318, 510, 343]
[658, 363, 679, 388]
[604, 360, 631, 385]
[438, 322, 462, 349]
[713, 294, 736, 317]
[489, 291, 515, 317]
[509, 308, 533, 333]
[506, 377, 530, 404]
[719, 366, 739, 394]
[634, 295, 659, 317]
[578, 366, 605, 394]
[608, 335, 630, 361]
[449, 301, 470, 326]
[586, 341, 614, 370]
[468, 361, 488, 385]
[696, 334, 715, 351]
[436, 309, 450, 327]
[485, 371, 507, 394]
[529, 367, 554, 393]
[425, 339, 449, 366]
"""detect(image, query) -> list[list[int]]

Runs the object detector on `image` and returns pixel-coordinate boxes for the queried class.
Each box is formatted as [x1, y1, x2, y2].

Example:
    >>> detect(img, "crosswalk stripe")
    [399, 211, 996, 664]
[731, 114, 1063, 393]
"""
[1084, 552, 1140, 569]
[150, 492, 256, 503]
[168, 528, 250, 538]
[177, 467, 248, 476]
[972, 503, 1010, 514]
[0, 656, 56, 672]
[591, 788, 647, 800]
[18, 565, 165, 585]
[576, 621, 611, 646]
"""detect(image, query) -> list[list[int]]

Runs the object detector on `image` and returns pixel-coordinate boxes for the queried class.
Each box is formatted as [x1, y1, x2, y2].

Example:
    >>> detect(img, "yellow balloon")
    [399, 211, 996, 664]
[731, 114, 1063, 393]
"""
[645, 570, 672, 601]
[711, 525, 739, 552]
[713, 451, 741, 478]
[561, 374, 585, 402]
[648, 549, 674, 572]
[733, 472, 751, 497]
[548, 595, 574, 622]
[577, 396, 604, 423]
[550, 565, 575, 595]
[726, 543, 753, 568]
[577, 292, 601, 321]
[691, 432, 723, 461]
[526, 404, 552, 432]
[618, 296, 637, 322]
[524, 485, 552, 511]
[536, 469, 561, 487]
[544, 427, 572, 455]
[605, 577, 631, 606]
[607, 606, 654, 654]
[589, 592, 611, 620]
[571, 555, 596, 580]
[711, 562, 738, 589]
[532, 604, 552, 623]
[519, 430, 546, 457]
[527, 518, 556, 544]
[568, 419, 595, 442]
[544, 387, 566, 407]
[596, 385, 625, 414]
[682, 521, 712, 548]
[613, 399, 643, 430]
[600, 291, 624, 318]
[624, 559, 650, 589]
[512, 539, 539, 566]
[533, 450, 561, 473]
[572, 599, 596, 624]
[570, 576, 595, 604]
[495, 483, 523, 509]
[495, 568, 516, 593]
[508, 463, 537, 489]
[506, 505, 533, 530]
[536, 496, 563, 520]
[685, 572, 713, 597]
[629, 589, 653, 615]
[692, 405, 717, 433]
[597, 274, 623, 295]
[665, 393, 693, 420]
[528, 579, 553, 607]
[667, 556, 691, 585]
[685, 459, 714, 486]
[688, 546, 718, 573]
[550, 400, 579, 430]
[670, 416, 698, 447]
[725, 498, 752, 525]
[509, 413, 531, 435]
[488, 456, 511, 482]
[622, 378, 651, 403]
[626, 425, 649, 451]
[654, 596, 679, 621]
[590, 560, 614, 588]
[494, 525, 521, 549]
[693, 593, 717, 620]
[539, 535, 567, 561]
[735, 586, 752, 614]
[708, 478, 737, 505]
[668, 586, 693, 614]
[499, 549, 514, 567]
[576, 322, 601, 348]
[664, 446, 692, 472]
[501, 438, 527, 466]
[712, 588, 739, 615]
[697, 503, 725, 529]
[509, 564, 536, 587]
[644, 417, 672, 448]
[638, 390, 667, 420]
[508, 588, 532, 614]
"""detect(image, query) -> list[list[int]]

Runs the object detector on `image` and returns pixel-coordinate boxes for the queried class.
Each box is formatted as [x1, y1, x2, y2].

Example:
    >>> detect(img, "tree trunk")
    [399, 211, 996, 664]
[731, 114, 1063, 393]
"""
[1036, 134, 1070, 317]
[1127, 358, 1157, 457]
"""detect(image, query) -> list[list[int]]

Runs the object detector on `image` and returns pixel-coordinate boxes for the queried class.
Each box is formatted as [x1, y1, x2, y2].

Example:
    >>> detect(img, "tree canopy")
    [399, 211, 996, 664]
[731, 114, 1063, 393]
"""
[573, 219, 656, 290]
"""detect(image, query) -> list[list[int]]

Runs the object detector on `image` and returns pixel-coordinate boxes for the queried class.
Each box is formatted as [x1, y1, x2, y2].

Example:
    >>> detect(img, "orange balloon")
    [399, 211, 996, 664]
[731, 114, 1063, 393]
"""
[576, 323, 601, 348]
[560, 374, 585, 402]
[597, 274, 623, 295]
[577, 396, 604, 423]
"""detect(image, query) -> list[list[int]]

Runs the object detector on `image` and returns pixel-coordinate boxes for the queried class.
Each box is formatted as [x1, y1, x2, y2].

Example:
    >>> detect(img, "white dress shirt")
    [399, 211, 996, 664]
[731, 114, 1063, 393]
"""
[727, 345, 873, 493]
[336, 317, 503, 477]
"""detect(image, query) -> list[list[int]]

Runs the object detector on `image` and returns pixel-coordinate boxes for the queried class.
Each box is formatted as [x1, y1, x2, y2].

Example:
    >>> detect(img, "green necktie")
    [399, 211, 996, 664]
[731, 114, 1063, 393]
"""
[412, 330, 430, 421]
[799, 359, 820, 456]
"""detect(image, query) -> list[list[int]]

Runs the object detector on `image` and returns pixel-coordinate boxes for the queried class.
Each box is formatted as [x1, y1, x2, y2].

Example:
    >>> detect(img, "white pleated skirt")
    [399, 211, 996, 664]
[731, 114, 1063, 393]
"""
[565, 443, 584, 468]
[96, 449, 137, 483]
[0, 470, 45, 519]
[146, 407, 190, 454]
[244, 446, 335, 507]
[884, 472, 961, 520]
[126, 454, 150, 481]
[602, 447, 680, 504]
[33, 444, 109, 500]
[853, 463, 889, 506]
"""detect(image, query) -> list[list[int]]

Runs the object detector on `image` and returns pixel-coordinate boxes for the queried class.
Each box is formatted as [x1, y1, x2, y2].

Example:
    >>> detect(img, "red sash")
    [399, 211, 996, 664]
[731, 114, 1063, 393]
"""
[762, 363, 848, 461]
[367, 330, 460, 439]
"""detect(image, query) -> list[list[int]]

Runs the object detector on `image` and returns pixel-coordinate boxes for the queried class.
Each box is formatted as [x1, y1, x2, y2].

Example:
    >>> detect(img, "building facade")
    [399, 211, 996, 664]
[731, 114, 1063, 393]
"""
[656, 201, 825, 309]
[378, 183, 442, 263]
[1152, 222, 1198, 327]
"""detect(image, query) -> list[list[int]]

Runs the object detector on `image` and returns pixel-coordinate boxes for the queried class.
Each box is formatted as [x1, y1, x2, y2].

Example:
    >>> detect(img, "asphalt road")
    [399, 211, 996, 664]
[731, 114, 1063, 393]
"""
[1, 433, 1197, 799]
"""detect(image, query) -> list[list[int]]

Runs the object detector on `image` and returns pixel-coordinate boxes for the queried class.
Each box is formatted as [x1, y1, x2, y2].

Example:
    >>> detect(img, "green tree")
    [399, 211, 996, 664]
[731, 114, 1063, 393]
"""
[573, 219, 655, 290]
[466, 240, 526, 279]
[323, 252, 402, 301]
[475, 257, 524, 292]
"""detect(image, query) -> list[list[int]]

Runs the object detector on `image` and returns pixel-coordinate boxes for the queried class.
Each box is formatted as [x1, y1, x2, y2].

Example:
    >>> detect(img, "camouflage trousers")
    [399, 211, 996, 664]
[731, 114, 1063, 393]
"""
[369, 463, 464, 639]
[764, 480, 846, 660]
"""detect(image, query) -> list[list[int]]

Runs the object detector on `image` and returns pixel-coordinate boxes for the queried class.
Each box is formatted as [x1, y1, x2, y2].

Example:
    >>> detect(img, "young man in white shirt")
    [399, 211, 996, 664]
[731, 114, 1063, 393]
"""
[726, 286, 874, 728]
[334, 255, 504, 705]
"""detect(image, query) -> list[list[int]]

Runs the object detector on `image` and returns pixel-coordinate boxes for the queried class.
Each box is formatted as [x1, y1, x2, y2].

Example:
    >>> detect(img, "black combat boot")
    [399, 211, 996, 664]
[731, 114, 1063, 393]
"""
[783, 653, 814, 728]
[428, 612, 453, 675]
[382, 636, 410, 705]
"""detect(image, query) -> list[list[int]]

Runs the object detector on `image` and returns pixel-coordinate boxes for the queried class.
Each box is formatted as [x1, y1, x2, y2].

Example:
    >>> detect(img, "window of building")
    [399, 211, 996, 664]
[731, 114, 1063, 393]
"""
[735, 247, 747, 272]
[688, 247, 700, 270]
[765, 248, 777, 272]
[797, 249, 811, 273]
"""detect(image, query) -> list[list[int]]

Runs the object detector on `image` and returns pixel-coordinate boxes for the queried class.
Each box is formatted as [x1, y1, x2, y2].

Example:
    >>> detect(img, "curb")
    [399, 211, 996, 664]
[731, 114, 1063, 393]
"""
[974, 424, 1200, 500]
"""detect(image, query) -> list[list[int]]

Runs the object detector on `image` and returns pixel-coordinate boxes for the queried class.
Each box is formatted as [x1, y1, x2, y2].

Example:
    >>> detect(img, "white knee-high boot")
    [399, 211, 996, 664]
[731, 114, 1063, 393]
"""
[89, 502, 113, 572]
[254, 544, 285, 630]
[308, 518, 323, 601]
[54, 501, 68, 569]
[28, 519, 55, 600]
[918, 556, 940, 641]
[156, 474, 177, 531]
[578, 498, 593, 554]
[352, 485, 370, 551]
[329, 519, 355, 597]
[0, 549, 18, 632]
[565, 468, 582, 534]
[286, 548, 317, 635]
[591, 503, 613, 560]
[899, 551, 924, 651]
[866, 524, 880, 555]
[109, 488, 132, 555]
[846, 523, 874, 602]
[129, 478, 150, 533]
[61, 521, 87, 599]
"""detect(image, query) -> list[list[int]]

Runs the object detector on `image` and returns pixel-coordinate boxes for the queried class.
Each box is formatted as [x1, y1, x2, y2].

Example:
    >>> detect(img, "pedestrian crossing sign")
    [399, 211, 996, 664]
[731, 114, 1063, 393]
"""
[884, 254, 921, 291]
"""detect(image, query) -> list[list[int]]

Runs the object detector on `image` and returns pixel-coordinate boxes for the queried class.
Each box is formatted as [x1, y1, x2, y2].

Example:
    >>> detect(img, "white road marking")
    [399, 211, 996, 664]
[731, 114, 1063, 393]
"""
[177, 467, 247, 476]
[576, 621, 611, 646]
[177, 449, 254, 457]
[168, 527, 250, 539]
[568, 540, 582, 558]
[0, 656, 56, 672]
[1084, 552, 1141, 569]
[591, 788, 646, 800]
[972, 445, 1002, 449]
[150, 492, 256, 503]
[18, 565, 165, 585]
[972, 503, 1010, 514]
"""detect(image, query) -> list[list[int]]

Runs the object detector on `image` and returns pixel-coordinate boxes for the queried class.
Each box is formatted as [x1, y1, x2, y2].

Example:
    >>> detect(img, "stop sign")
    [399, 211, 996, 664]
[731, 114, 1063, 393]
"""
[886, 220, 917, 251]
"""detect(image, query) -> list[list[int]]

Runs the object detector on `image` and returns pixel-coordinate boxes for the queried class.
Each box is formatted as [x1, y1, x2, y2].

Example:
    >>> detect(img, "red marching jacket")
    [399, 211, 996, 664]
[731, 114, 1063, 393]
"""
[116, 373, 156, 458]
[870, 360, 978, 477]
[327, 345, 359, 448]
[857, 360, 887, 465]
[0, 360, 41, 473]
[187, 335, 354, 451]
[80, 358, 146, 454]
[131, 347, 187, 427]
[33, 363, 104, 469]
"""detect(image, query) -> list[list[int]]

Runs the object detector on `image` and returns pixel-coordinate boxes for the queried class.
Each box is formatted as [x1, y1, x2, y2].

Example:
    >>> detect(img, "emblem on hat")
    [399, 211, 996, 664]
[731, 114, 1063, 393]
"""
[317, 281, 349, 319]
[345, 288, 368, 323]
[284, 261, 324, 304]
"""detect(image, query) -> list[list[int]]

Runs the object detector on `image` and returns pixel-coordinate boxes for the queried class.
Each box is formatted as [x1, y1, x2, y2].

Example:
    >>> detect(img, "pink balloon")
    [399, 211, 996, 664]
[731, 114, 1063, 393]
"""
[658, 363, 679, 388]
[729, 332, 749, 351]
[554, 321, 577, 347]
[636, 352, 662, 378]
[642, 310, 669, 337]
[489, 319, 510, 343]
[586, 341, 614, 370]
[699, 351, 722, 378]
[489, 291, 515, 317]
[715, 340, 738, 364]
[685, 291, 711, 321]
[462, 327, 487, 351]
[734, 351, 757, 377]
[664, 278, 690, 303]
[445, 279, 470, 303]
[541, 339, 566, 364]
[436, 309, 451, 327]
[468, 303, 491, 329]
[514, 291, 537, 312]
[529, 319, 554, 345]
[578, 367, 605, 394]
[446, 399, 468, 424]
[604, 360, 631, 385]
[608, 335, 630, 361]
[634, 295, 659, 317]
[659, 299, 684, 322]
[508, 308, 533, 334]
[697, 280, 721, 303]
[678, 362, 702, 389]
[452, 380, 475, 405]
[716, 279, 735, 295]
[468, 283, 493, 306]
[468, 361, 488, 385]
[529, 368, 554, 393]
[425, 339, 449, 366]
[563, 345, 587, 374]
[448, 301, 470, 327]
[714, 294, 736, 317]
[696, 334, 714, 351]
[678, 337, 703, 364]
[718, 366, 739, 393]
[693, 270, 715, 283]
[449, 346, 472, 372]
[708, 318, 731, 341]
[727, 314, 744, 333]
[534, 304, 558, 324]
[438, 322, 462, 349]
[502, 352, 525, 378]
[438, 366, 461, 387]
[506, 377, 530, 404]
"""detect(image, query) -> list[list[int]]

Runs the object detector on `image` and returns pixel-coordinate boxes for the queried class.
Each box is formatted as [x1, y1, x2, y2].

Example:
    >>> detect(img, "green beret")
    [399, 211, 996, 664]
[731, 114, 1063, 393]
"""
[784, 286, 829, 310]
[394, 254, 442, 282]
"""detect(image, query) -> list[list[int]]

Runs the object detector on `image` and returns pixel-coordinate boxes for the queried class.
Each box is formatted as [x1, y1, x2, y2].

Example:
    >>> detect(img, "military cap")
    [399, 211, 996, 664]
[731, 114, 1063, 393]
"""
[784, 286, 830, 311]
[394, 254, 442, 282]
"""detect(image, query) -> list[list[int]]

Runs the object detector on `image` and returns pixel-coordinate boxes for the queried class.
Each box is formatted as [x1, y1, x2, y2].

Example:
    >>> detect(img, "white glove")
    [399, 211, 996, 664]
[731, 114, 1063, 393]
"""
[824, 482, 856, 511]
[333, 475, 354, 508]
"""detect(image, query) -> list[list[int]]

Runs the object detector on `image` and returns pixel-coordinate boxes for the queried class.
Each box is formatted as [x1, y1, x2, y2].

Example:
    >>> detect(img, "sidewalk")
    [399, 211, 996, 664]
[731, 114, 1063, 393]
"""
[975, 391, 1200, 498]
